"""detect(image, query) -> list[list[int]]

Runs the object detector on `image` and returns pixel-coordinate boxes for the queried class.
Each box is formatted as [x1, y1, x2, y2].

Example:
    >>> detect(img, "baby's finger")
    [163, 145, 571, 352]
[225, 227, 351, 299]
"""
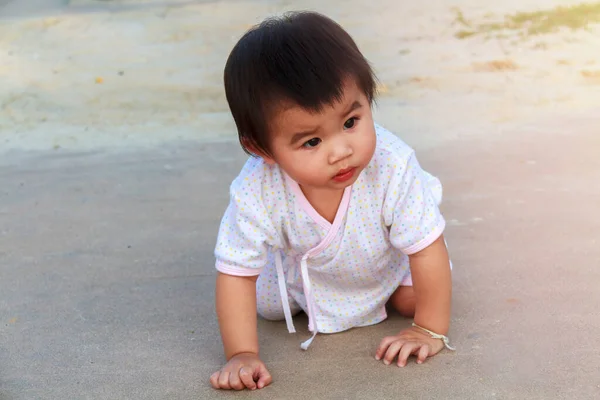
[256, 365, 273, 389]
[416, 344, 430, 364]
[217, 371, 231, 390]
[383, 340, 403, 365]
[209, 371, 220, 389]
[239, 367, 257, 390]
[229, 369, 245, 391]
[376, 336, 398, 360]
[397, 342, 419, 367]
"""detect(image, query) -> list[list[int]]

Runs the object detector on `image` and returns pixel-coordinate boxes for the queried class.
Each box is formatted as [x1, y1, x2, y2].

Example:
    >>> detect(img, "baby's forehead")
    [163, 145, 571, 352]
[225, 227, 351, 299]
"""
[265, 103, 323, 139]
[268, 78, 365, 118]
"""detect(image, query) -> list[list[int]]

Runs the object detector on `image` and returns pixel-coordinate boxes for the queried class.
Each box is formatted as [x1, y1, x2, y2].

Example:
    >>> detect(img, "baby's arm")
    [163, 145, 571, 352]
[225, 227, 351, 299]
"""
[376, 235, 452, 366]
[409, 235, 452, 335]
[211, 172, 280, 389]
[211, 272, 272, 390]
[216, 272, 260, 358]
[378, 150, 453, 366]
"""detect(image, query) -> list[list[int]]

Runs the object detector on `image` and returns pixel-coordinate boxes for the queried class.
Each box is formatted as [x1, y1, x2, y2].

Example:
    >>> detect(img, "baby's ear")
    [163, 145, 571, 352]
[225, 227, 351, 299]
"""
[242, 138, 276, 165]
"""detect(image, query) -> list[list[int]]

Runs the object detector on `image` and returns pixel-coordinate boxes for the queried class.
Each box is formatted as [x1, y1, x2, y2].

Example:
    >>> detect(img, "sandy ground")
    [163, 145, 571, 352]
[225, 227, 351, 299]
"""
[1, 1, 600, 399]
[0, 0, 598, 152]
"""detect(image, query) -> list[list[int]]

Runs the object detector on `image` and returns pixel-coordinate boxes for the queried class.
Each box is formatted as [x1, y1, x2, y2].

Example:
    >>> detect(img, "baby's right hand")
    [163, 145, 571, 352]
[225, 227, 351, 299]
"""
[210, 352, 272, 391]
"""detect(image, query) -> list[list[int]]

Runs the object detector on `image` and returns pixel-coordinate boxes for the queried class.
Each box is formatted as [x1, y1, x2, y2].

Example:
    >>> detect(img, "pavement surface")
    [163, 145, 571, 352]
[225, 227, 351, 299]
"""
[1, 0, 600, 399]
[2, 111, 600, 399]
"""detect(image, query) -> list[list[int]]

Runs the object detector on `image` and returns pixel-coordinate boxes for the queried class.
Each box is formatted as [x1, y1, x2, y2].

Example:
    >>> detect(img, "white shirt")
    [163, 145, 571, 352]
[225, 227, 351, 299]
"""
[215, 124, 445, 347]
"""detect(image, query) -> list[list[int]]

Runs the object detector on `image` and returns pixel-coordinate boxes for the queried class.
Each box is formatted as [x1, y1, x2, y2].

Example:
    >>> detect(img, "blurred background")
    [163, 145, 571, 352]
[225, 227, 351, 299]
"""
[1, 0, 598, 152]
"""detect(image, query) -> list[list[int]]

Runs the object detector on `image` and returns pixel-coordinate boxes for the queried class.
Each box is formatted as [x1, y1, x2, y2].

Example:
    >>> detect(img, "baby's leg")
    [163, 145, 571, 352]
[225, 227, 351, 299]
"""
[387, 253, 416, 317]
[256, 260, 302, 321]
[388, 286, 416, 317]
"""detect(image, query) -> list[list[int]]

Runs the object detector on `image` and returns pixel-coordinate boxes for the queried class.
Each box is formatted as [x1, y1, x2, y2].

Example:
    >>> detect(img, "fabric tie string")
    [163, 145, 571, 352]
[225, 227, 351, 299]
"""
[299, 255, 318, 350]
[275, 251, 296, 334]
[274, 251, 319, 350]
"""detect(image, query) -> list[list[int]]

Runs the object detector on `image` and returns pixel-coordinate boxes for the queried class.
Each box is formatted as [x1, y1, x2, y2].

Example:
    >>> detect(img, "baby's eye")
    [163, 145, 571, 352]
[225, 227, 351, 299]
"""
[344, 117, 357, 130]
[303, 138, 321, 148]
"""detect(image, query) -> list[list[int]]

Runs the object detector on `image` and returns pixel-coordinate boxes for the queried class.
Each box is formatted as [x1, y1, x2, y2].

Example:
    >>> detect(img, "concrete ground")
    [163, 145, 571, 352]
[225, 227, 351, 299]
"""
[2, 112, 600, 399]
[1, 0, 600, 399]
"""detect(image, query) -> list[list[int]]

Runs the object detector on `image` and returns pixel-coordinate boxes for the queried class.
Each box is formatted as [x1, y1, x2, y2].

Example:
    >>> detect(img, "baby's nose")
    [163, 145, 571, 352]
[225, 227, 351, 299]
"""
[328, 142, 353, 164]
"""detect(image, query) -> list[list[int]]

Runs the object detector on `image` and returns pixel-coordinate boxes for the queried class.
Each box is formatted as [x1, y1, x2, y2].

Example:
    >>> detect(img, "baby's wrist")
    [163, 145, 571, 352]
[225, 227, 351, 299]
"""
[234, 350, 259, 356]
[413, 310, 450, 336]
[226, 349, 259, 360]
[411, 322, 455, 351]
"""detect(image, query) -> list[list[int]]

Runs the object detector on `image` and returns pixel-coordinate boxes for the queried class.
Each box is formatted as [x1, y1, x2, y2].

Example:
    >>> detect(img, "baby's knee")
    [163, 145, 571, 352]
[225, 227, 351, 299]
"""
[389, 285, 416, 317]
[257, 300, 302, 321]
[257, 307, 287, 321]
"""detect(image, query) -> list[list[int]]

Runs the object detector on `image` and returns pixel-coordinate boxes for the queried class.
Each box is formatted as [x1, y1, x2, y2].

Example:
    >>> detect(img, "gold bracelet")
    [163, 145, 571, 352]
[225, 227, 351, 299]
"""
[412, 323, 456, 351]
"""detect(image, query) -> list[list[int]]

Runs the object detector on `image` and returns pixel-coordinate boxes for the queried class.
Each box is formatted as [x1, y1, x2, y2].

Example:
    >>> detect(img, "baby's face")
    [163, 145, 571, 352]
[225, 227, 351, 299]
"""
[263, 79, 376, 194]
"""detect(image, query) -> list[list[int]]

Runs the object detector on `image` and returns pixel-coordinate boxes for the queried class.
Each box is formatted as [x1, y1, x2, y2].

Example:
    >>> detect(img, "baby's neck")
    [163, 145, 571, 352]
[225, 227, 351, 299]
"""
[299, 185, 346, 224]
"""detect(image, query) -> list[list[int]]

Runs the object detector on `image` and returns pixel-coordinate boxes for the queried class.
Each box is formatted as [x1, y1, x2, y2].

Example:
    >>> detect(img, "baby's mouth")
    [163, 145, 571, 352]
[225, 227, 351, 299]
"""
[332, 167, 356, 182]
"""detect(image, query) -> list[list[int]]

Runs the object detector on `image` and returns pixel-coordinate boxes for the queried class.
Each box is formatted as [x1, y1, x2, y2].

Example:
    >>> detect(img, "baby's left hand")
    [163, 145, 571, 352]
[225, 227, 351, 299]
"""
[375, 326, 445, 367]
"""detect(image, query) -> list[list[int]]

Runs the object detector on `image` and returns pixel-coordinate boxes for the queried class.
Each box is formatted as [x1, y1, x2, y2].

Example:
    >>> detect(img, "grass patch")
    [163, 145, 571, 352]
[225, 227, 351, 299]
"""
[455, 2, 600, 39]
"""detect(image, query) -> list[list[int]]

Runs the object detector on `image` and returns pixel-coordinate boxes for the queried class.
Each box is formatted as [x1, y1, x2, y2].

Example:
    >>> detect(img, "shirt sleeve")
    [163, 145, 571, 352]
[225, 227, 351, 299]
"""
[385, 152, 445, 255]
[214, 186, 278, 276]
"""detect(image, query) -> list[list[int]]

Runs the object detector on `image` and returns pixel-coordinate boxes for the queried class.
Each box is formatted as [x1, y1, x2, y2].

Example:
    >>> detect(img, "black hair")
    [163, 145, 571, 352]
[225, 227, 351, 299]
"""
[223, 11, 377, 156]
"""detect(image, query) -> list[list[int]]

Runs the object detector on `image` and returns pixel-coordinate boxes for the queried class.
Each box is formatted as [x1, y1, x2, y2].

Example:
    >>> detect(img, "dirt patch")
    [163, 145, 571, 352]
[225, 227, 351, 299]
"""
[472, 59, 519, 72]
[581, 69, 600, 83]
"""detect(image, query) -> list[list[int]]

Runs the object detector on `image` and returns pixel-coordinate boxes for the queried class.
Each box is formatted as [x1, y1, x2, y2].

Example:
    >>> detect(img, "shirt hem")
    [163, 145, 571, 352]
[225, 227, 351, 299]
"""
[314, 314, 388, 334]
[216, 262, 262, 277]
[402, 221, 446, 255]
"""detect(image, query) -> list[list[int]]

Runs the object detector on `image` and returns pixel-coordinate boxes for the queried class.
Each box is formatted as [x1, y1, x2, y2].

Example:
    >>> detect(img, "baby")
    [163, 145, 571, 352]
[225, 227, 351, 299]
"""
[210, 11, 454, 391]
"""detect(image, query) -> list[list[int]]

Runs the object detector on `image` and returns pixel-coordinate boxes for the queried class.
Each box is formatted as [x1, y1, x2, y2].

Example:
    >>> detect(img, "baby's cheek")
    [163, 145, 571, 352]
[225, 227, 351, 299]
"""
[359, 131, 377, 161]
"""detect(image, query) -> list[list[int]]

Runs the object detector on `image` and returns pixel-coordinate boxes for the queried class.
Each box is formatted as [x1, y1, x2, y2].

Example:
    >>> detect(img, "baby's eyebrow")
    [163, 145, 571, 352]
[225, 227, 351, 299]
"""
[342, 100, 362, 116]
